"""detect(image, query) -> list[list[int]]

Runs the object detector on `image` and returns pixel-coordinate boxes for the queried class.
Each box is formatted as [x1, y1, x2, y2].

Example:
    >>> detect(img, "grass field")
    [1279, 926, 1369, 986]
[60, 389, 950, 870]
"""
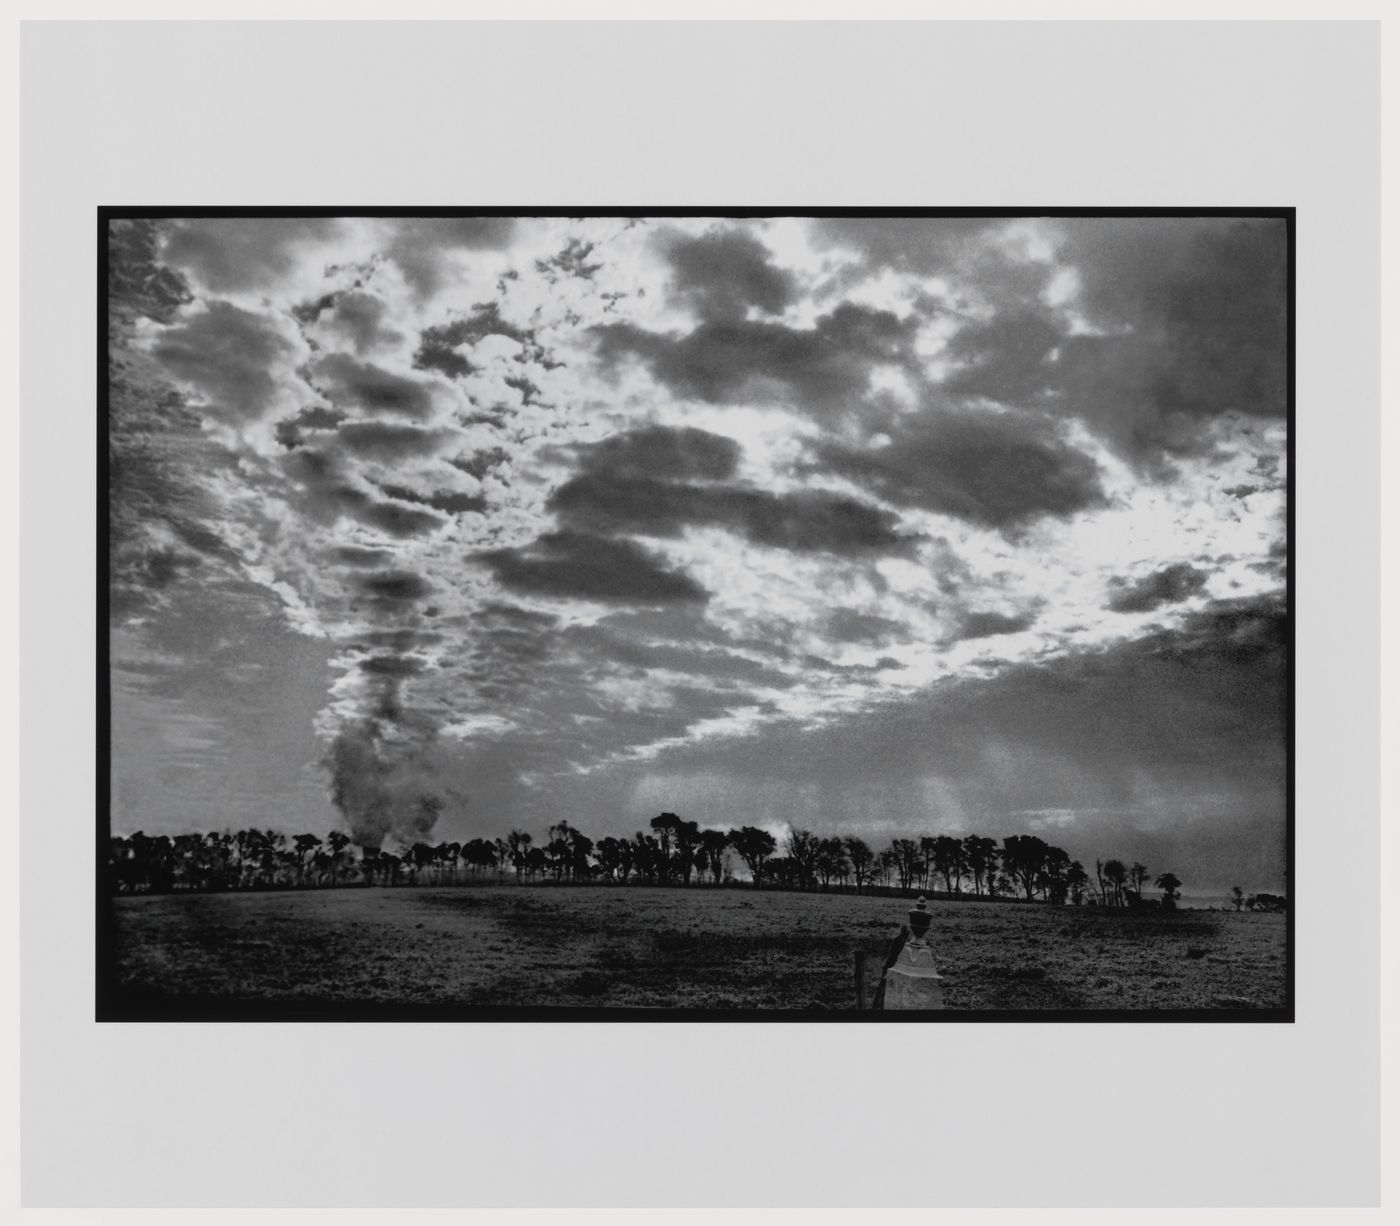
[106, 884, 1288, 1014]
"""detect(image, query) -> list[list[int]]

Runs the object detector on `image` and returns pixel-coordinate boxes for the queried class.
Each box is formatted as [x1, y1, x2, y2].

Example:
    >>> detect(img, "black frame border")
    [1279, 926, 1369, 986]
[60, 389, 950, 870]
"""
[97, 205, 1296, 1024]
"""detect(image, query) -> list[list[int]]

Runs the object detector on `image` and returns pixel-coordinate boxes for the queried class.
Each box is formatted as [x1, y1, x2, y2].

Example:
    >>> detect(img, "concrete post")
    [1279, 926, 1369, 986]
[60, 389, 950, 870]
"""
[882, 895, 944, 1009]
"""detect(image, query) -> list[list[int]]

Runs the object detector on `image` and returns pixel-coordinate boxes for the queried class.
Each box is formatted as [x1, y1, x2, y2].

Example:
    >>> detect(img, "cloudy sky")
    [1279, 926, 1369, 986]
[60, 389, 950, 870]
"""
[108, 213, 1288, 890]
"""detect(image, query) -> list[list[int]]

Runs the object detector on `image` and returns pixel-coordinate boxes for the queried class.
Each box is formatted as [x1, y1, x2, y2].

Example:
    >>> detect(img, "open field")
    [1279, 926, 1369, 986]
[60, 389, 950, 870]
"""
[106, 884, 1288, 1015]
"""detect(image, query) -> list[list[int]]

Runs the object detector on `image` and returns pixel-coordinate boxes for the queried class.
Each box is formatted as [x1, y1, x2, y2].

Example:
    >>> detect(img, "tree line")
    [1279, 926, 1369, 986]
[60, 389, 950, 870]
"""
[106, 816, 1221, 909]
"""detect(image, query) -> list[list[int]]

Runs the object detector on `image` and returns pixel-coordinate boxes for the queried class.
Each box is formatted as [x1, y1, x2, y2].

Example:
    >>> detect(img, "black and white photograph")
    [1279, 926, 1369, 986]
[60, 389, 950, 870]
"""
[102, 210, 1291, 1020]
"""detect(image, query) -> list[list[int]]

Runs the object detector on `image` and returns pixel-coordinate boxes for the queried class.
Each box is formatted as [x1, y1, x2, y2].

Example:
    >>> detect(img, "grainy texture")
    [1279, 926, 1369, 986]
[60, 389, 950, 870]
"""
[110, 885, 1287, 1011]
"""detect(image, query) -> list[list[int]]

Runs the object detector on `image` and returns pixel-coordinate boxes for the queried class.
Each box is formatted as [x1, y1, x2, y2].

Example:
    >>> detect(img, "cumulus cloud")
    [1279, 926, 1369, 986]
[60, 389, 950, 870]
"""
[302, 289, 404, 354]
[547, 424, 910, 555]
[817, 402, 1106, 529]
[412, 301, 540, 379]
[1107, 563, 1211, 613]
[548, 471, 908, 555]
[956, 609, 1038, 639]
[332, 421, 456, 461]
[386, 217, 517, 298]
[479, 531, 709, 604]
[151, 301, 305, 423]
[162, 218, 344, 293]
[353, 570, 435, 603]
[592, 302, 917, 415]
[660, 226, 798, 320]
[1048, 218, 1287, 464]
[312, 354, 441, 419]
[279, 447, 447, 538]
[565, 424, 742, 482]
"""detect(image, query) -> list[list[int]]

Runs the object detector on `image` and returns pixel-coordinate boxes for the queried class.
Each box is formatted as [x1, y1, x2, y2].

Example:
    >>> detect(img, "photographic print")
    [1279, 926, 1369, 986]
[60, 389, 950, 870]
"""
[101, 211, 1291, 1020]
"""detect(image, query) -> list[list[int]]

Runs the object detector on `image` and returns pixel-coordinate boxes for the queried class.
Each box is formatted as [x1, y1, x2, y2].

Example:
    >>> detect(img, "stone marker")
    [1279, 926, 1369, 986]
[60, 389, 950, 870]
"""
[882, 895, 944, 1009]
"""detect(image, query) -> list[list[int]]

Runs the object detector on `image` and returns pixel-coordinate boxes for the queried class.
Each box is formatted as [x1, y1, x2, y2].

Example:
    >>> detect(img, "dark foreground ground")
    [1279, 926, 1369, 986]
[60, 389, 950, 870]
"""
[105, 884, 1288, 1017]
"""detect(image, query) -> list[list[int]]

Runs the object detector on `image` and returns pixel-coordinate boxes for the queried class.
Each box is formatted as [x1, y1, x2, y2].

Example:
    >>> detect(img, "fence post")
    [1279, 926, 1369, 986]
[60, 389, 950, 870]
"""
[854, 950, 866, 1010]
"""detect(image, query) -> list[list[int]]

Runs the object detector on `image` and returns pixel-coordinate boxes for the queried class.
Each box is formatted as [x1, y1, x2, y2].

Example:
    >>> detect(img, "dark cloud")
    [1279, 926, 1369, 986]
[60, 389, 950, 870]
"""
[359, 499, 447, 538]
[282, 449, 446, 538]
[566, 425, 741, 482]
[333, 421, 455, 461]
[354, 628, 442, 652]
[333, 546, 396, 568]
[956, 610, 1038, 639]
[1049, 218, 1288, 464]
[661, 227, 797, 320]
[375, 482, 487, 516]
[817, 404, 1106, 529]
[549, 424, 908, 556]
[732, 489, 909, 554]
[548, 472, 908, 555]
[316, 290, 403, 354]
[152, 302, 299, 423]
[313, 354, 438, 418]
[821, 609, 913, 646]
[354, 570, 435, 603]
[108, 220, 193, 324]
[450, 447, 512, 480]
[413, 302, 534, 379]
[359, 655, 427, 678]
[592, 302, 916, 415]
[479, 531, 708, 604]
[504, 375, 542, 404]
[817, 217, 1287, 468]
[161, 218, 343, 293]
[535, 237, 603, 282]
[1107, 563, 1210, 613]
[1136, 591, 1285, 673]
[942, 307, 1068, 404]
[387, 218, 517, 297]
[274, 404, 347, 449]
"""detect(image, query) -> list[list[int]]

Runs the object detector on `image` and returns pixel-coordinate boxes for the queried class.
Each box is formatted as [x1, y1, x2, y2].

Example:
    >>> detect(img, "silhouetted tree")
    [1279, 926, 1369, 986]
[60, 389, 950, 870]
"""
[326, 831, 352, 884]
[505, 830, 532, 881]
[1037, 845, 1073, 905]
[1066, 860, 1089, 906]
[632, 832, 662, 884]
[1129, 862, 1149, 900]
[729, 826, 776, 887]
[1101, 859, 1128, 907]
[1230, 885, 1245, 912]
[917, 836, 937, 890]
[1154, 871, 1182, 908]
[784, 827, 820, 890]
[844, 837, 874, 893]
[594, 836, 626, 883]
[698, 829, 729, 885]
[815, 837, 847, 890]
[962, 835, 999, 896]
[1002, 835, 1052, 901]
[673, 818, 701, 885]
[888, 839, 921, 892]
[763, 856, 797, 889]
[930, 835, 966, 894]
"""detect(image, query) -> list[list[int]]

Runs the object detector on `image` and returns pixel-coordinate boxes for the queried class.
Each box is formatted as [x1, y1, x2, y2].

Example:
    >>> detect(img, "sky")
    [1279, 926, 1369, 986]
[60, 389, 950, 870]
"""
[107, 214, 1289, 891]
